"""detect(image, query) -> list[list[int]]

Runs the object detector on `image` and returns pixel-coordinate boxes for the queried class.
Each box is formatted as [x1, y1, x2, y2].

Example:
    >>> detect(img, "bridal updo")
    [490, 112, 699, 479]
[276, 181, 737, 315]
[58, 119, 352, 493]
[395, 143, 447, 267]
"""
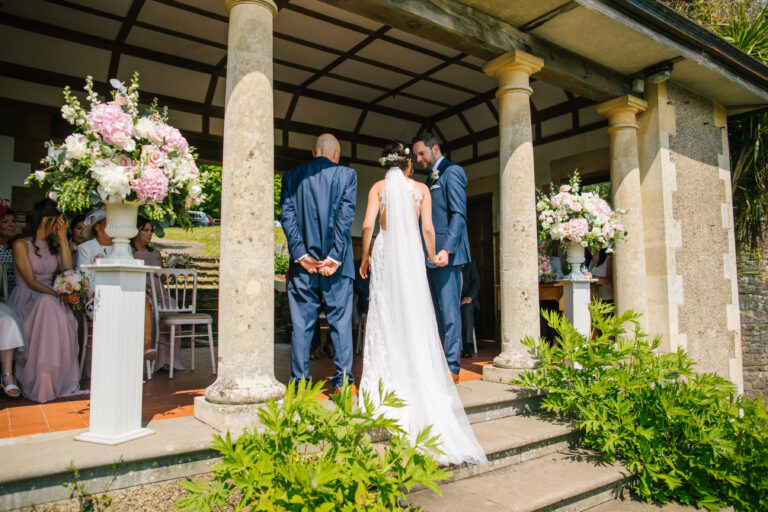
[378, 141, 412, 170]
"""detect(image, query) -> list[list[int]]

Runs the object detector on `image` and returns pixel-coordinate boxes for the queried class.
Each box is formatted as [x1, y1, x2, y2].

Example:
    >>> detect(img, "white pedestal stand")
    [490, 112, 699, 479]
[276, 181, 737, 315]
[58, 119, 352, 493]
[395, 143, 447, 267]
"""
[75, 260, 158, 445]
[560, 276, 596, 370]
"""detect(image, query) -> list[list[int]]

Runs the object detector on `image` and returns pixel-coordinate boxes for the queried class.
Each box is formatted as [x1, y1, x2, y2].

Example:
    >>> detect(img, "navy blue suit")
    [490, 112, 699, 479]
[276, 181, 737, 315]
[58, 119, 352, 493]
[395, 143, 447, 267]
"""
[425, 157, 470, 375]
[281, 156, 357, 388]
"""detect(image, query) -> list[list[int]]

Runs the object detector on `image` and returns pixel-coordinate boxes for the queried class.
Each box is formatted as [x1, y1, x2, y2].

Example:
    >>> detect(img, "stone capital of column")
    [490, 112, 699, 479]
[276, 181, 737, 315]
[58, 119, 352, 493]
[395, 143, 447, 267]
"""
[483, 50, 544, 80]
[596, 95, 648, 122]
[225, 0, 278, 17]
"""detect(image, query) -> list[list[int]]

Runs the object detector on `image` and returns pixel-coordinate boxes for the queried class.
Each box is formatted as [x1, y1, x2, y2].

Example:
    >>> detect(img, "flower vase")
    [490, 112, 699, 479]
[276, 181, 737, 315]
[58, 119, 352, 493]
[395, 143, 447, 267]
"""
[565, 241, 587, 280]
[104, 200, 140, 264]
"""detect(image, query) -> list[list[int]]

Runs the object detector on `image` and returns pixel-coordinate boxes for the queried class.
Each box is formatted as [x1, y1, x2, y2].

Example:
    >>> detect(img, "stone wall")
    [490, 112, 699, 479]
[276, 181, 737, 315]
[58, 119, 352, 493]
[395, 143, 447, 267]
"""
[666, 82, 743, 388]
[738, 250, 768, 401]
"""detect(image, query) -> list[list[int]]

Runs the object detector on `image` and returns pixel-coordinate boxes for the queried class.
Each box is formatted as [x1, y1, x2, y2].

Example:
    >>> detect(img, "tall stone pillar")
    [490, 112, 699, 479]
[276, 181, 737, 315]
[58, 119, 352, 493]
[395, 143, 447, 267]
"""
[482, 50, 543, 383]
[195, 0, 284, 432]
[596, 96, 649, 327]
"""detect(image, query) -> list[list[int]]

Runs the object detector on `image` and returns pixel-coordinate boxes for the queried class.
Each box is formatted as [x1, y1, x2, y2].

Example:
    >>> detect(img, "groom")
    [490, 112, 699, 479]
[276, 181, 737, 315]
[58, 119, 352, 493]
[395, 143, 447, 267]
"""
[412, 133, 471, 384]
[281, 133, 357, 393]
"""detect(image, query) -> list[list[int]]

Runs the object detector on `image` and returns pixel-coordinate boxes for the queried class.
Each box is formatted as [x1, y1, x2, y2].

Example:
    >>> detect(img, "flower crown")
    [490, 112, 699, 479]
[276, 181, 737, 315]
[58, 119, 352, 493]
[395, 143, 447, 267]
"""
[378, 146, 410, 167]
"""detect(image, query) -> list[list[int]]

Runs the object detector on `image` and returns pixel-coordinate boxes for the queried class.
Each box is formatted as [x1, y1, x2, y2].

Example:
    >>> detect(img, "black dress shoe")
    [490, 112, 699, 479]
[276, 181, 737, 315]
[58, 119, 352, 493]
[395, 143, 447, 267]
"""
[461, 350, 473, 358]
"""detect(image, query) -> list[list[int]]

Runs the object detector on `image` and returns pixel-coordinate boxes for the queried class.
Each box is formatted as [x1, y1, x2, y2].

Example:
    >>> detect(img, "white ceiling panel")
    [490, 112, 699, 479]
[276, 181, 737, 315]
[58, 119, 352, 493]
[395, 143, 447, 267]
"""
[385, 27, 462, 58]
[67, 0, 133, 17]
[541, 114, 572, 138]
[377, 95, 443, 117]
[126, 26, 225, 66]
[167, 108, 202, 133]
[174, 0, 228, 18]
[275, 9, 367, 53]
[356, 39, 443, 75]
[274, 90, 294, 119]
[360, 111, 421, 141]
[0, 77, 69, 109]
[462, 104, 497, 132]
[137, 1, 227, 46]
[274, 38, 338, 70]
[292, 97, 360, 131]
[436, 116, 467, 141]
[310, 76, 382, 103]
[118, 55, 209, 102]
[531, 80, 569, 110]
[290, 0, 383, 31]
[2, 0, 121, 40]
[212, 77, 226, 108]
[274, 63, 315, 86]
[404, 80, 473, 106]
[430, 64, 495, 93]
[332, 60, 410, 90]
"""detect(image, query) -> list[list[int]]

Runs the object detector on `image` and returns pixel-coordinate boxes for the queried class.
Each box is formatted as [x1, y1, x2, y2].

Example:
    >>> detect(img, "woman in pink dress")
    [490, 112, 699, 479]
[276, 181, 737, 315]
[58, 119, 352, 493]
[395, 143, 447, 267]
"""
[11, 199, 81, 403]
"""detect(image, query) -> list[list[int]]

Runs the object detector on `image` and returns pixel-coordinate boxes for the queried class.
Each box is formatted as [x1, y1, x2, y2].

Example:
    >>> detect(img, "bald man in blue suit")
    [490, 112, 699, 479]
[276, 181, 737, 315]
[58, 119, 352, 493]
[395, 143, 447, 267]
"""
[281, 134, 357, 392]
[412, 133, 471, 383]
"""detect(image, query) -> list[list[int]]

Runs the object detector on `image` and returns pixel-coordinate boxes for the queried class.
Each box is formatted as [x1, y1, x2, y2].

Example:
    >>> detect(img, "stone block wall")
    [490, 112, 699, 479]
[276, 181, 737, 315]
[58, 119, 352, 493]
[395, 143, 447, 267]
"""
[738, 250, 768, 400]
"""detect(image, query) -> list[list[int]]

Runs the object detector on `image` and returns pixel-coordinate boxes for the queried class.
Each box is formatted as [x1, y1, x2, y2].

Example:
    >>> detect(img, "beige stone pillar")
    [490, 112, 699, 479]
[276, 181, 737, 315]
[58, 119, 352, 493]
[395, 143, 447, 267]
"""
[195, 0, 284, 432]
[482, 50, 543, 383]
[596, 96, 649, 328]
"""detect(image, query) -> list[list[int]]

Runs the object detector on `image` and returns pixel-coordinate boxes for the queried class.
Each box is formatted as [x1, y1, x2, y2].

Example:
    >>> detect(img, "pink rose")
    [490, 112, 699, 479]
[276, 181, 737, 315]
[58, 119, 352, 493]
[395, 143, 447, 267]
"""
[88, 103, 134, 145]
[110, 95, 128, 106]
[141, 145, 165, 167]
[111, 131, 136, 152]
[559, 185, 571, 193]
[161, 125, 189, 154]
[114, 154, 134, 168]
[131, 165, 169, 202]
[63, 282, 74, 294]
[147, 123, 166, 146]
[565, 218, 589, 241]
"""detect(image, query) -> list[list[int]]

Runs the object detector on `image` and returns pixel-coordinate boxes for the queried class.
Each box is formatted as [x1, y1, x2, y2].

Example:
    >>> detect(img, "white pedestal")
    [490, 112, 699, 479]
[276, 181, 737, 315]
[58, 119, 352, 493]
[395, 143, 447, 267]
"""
[560, 277, 597, 337]
[75, 262, 158, 445]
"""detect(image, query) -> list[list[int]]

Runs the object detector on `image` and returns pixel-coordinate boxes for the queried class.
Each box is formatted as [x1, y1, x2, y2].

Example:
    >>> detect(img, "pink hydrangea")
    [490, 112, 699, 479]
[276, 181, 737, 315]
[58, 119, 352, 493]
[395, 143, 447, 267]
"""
[589, 196, 612, 216]
[148, 123, 189, 154]
[564, 217, 589, 241]
[131, 165, 168, 202]
[88, 103, 134, 145]
[551, 191, 576, 210]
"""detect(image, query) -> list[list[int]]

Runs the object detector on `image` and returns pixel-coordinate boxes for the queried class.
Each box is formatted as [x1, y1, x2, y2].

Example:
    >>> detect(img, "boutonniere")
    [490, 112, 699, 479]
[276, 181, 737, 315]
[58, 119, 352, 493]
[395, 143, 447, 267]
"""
[430, 169, 440, 181]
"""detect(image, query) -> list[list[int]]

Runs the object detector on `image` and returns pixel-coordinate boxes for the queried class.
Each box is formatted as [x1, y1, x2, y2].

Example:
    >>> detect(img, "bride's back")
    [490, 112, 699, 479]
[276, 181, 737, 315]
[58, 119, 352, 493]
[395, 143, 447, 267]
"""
[377, 171, 424, 231]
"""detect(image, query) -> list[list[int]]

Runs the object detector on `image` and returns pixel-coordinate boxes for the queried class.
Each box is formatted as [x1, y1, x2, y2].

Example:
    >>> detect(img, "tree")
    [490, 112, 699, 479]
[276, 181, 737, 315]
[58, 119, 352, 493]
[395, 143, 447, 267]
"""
[198, 164, 221, 219]
[274, 172, 282, 220]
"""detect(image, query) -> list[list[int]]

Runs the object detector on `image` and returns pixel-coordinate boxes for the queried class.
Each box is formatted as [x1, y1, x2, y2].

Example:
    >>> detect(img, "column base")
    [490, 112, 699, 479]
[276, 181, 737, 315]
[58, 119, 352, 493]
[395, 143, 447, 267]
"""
[194, 396, 281, 434]
[482, 365, 530, 384]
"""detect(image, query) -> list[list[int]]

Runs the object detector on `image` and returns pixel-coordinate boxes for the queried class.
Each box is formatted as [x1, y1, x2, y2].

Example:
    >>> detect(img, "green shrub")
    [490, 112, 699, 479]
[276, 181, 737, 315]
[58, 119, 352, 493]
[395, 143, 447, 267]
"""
[514, 302, 768, 511]
[175, 380, 450, 511]
[274, 252, 289, 275]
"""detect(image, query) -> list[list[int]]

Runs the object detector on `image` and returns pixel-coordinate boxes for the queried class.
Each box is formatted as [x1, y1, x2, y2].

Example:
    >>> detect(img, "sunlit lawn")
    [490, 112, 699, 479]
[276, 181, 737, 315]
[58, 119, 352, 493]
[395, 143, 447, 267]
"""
[161, 225, 286, 259]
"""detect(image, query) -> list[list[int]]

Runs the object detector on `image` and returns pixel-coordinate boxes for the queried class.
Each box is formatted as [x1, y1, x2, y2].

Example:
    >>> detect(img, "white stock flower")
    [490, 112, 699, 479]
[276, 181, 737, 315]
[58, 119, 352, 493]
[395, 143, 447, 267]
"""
[48, 191, 58, 201]
[591, 227, 601, 236]
[188, 183, 202, 199]
[61, 105, 78, 124]
[34, 170, 46, 182]
[64, 134, 88, 160]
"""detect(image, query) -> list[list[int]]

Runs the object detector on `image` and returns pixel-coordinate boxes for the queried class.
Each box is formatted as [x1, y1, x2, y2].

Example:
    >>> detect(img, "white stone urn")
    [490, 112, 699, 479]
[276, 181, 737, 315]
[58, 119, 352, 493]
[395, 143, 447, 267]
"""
[104, 199, 140, 264]
[565, 241, 588, 280]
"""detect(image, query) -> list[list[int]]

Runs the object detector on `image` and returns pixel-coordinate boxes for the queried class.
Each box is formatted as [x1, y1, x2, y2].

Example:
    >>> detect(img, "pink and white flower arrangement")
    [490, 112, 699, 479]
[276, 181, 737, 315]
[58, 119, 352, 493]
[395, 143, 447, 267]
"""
[537, 172, 626, 252]
[165, 252, 192, 269]
[28, 73, 206, 228]
[53, 270, 90, 310]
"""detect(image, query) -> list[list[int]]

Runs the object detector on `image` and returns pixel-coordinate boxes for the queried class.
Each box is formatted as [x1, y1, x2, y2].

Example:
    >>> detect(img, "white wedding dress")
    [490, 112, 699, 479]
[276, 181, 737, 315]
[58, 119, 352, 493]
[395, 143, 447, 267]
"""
[360, 167, 487, 466]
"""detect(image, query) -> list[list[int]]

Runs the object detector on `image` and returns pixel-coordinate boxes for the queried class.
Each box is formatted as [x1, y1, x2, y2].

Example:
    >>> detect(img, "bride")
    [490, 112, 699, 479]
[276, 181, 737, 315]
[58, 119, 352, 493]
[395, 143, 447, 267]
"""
[358, 141, 486, 466]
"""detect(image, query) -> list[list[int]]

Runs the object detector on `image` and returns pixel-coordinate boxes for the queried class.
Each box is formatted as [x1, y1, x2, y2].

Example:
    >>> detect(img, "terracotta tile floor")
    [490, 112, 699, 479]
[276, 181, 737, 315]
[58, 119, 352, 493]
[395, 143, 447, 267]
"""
[0, 341, 500, 439]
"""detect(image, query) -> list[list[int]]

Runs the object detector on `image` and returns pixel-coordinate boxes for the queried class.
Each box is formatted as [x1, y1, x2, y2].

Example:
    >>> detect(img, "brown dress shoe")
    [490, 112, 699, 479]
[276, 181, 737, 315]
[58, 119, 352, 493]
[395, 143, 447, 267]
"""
[451, 372, 460, 384]
[330, 384, 358, 396]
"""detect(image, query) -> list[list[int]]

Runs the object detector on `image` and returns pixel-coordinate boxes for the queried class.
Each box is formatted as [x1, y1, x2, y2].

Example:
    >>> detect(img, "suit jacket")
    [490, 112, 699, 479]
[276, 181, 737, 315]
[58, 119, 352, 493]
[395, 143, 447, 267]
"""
[425, 158, 471, 268]
[280, 156, 357, 280]
[461, 260, 480, 309]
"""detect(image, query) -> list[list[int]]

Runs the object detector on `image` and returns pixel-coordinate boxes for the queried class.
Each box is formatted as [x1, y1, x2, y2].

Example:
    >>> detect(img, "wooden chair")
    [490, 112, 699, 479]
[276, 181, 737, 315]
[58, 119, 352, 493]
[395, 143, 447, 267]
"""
[150, 269, 216, 379]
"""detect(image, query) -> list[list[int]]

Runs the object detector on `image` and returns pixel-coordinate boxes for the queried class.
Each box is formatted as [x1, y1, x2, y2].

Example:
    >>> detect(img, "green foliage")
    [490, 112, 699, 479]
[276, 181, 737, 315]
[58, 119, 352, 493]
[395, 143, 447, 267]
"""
[175, 380, 450, 511]
[274, 173, 282, 220]
[514, 302, 768, 511]
[274, 251, 289, 275]
[62, 457, 122, 512]
[198, 165, 222, 219]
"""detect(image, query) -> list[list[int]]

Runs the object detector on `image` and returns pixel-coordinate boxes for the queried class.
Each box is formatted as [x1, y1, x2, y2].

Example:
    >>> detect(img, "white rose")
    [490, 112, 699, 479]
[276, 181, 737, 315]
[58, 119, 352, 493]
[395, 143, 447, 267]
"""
[134, 117, 154, 140]
[64, 134, 88, 160]
[48, 191, 58, 201]
[34, 170, 46, 182]
[591, 227, 600, 236]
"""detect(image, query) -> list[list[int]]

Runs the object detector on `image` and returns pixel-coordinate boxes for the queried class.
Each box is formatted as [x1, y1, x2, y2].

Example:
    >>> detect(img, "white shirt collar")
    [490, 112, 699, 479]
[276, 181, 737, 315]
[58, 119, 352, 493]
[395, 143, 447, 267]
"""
[432, 156, 444, 171]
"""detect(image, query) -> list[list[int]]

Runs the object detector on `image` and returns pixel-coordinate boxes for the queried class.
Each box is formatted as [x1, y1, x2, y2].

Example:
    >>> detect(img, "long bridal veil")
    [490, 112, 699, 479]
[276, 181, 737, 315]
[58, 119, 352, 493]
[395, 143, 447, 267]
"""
[360, 167, 486, 465]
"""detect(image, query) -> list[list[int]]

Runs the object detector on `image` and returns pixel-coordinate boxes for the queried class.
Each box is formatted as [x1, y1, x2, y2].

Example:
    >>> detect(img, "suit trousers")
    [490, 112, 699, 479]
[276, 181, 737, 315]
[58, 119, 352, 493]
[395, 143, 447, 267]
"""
[427, 265, 462, 374]
[461, 301, 477, 352]
[288, 270, 354, 388]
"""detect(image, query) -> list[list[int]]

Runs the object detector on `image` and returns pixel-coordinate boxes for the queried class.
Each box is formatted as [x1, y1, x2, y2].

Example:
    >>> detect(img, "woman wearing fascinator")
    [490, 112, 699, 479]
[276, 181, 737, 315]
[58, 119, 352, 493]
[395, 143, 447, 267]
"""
[357, 141, 486, 466]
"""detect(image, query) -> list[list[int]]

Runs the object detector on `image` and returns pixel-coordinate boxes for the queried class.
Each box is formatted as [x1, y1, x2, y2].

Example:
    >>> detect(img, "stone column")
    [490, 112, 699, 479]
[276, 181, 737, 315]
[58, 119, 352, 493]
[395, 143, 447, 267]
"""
[482, 50, 543, 383]
[596, 96, 649, 327]
[195, 0, 284, 432]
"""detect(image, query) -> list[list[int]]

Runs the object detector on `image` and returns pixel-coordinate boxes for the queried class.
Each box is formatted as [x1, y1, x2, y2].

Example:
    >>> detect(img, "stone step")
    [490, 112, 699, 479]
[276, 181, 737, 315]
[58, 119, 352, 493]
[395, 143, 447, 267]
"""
[457, 379, 543, 423]
[407, 449, 632, 512]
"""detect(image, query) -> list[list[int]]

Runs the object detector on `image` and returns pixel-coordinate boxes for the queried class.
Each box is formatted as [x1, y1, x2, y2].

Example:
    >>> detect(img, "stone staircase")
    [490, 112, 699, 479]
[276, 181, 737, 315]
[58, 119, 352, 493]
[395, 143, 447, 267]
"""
[403, 380, 634, 511]
[188, 257, 219, 288]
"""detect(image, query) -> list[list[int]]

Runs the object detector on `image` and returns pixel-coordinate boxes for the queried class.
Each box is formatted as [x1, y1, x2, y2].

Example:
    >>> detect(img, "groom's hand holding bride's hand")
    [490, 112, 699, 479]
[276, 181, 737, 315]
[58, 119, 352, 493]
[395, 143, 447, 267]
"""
[435, 250, 450, 267]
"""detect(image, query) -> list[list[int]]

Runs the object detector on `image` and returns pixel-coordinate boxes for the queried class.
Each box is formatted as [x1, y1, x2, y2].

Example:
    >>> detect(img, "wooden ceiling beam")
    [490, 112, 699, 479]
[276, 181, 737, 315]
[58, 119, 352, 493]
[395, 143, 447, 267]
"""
[108, 0, 146, 80]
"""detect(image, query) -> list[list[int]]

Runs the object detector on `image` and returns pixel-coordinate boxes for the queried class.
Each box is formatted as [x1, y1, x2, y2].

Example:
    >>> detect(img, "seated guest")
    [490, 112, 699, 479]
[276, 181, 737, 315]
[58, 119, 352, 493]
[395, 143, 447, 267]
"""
[0, 207, 18, 294]
[77, 207, 111, 287]
[0, 301, 24, 397]
[10, 199, 81, 403]
[538, 242, 560, 343]
[130, 218, 162, 365]
[460, 259, 480, 358]
[68, 213, 90, 268]
[586, 248, 613, 303]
